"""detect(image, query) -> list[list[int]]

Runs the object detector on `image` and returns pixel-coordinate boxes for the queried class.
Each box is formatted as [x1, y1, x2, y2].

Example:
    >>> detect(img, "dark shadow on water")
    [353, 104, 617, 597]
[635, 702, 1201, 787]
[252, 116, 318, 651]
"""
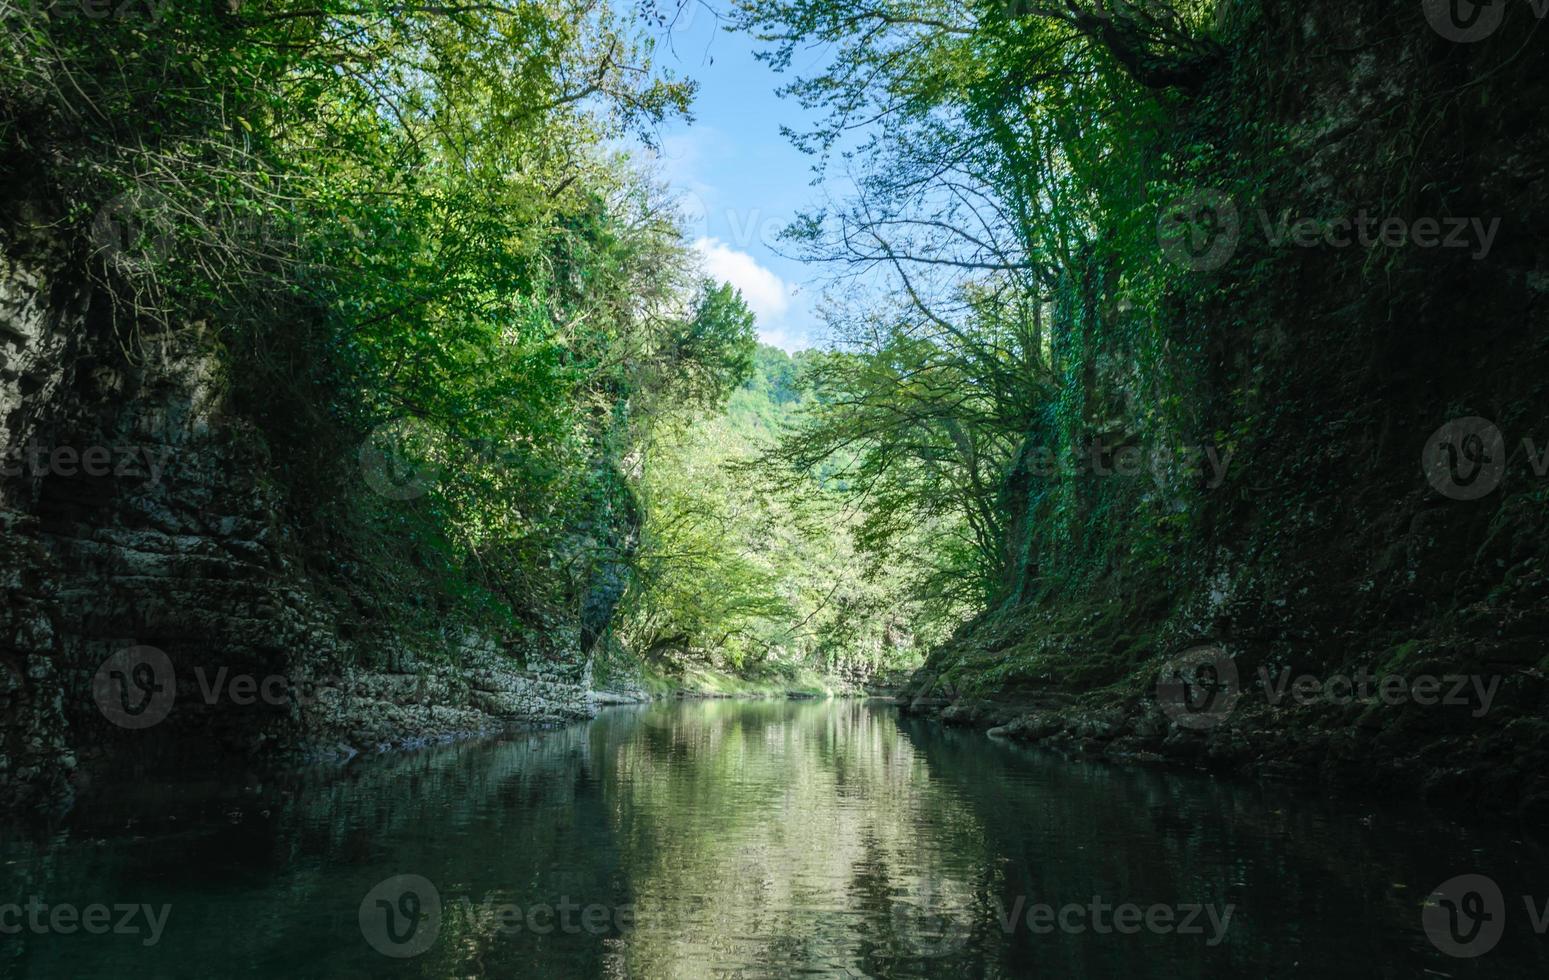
[2, 700, 1545, 978]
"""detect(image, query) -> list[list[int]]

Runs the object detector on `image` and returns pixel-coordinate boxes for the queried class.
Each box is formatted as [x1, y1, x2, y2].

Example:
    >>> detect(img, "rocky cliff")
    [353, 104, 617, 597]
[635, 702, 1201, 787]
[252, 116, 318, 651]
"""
[0, 226, 601, 814]
[902, 0, 1549, 817]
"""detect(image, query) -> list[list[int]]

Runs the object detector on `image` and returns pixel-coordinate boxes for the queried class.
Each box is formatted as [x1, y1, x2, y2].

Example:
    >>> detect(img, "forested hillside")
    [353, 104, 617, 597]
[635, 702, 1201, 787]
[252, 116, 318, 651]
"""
[611, 344, 956, 691]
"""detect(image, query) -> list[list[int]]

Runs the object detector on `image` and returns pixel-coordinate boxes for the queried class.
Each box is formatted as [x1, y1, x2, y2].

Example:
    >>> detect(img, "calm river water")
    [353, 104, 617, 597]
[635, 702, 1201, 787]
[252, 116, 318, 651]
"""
[2, 699, 1546, 977]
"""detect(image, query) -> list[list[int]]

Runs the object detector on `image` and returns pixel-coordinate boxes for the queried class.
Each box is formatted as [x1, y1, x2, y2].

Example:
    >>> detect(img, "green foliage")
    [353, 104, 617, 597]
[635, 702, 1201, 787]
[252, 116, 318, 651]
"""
[649, 279, 760, 413]
[619, 345, 947, 681]
[0, 0, 754, 666]
[0, 0, 1257, 687]
[730, 0, 1237, 646]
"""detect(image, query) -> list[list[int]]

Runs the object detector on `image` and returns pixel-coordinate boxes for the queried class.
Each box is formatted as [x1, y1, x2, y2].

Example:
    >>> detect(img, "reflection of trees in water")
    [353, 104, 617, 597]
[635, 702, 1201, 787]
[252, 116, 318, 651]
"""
[890, 716, 1549, 977]
[593, 699, 992, 978]
[7, 703, 1548, 978]
[0, 727, 631, 977]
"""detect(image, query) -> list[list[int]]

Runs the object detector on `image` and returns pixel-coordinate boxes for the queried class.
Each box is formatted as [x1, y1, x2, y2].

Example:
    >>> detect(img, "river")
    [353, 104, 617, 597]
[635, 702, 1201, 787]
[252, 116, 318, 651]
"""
[2, 699, 1546, 977]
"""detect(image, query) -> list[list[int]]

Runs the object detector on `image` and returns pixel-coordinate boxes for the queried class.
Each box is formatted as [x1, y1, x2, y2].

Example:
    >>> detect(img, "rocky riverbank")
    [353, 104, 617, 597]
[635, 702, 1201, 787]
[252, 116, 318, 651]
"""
[0, 230, 633, 814]
[900, 662, 1549, 821]
[295, 653, 602, 763]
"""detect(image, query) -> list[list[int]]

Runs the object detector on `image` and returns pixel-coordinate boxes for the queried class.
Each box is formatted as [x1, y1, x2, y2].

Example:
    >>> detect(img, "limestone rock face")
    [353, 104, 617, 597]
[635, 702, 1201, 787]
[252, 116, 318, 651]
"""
[0, 243, 595, 813]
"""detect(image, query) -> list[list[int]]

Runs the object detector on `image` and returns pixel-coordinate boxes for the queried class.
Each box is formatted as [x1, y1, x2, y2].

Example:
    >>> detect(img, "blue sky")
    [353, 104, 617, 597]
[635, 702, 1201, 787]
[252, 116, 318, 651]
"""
[645, 2, 836, 351]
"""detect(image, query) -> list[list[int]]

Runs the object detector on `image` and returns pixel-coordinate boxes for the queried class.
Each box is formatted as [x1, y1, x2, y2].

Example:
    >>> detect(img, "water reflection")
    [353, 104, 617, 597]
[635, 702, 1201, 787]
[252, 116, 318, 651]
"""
[1, 700, 1546, 978]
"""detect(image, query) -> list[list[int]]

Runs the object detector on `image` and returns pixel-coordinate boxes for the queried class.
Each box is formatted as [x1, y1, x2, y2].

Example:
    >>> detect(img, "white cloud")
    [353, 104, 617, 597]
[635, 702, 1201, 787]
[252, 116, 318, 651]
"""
[756, 323, 811, 353]
[693, 237, 796, 327]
